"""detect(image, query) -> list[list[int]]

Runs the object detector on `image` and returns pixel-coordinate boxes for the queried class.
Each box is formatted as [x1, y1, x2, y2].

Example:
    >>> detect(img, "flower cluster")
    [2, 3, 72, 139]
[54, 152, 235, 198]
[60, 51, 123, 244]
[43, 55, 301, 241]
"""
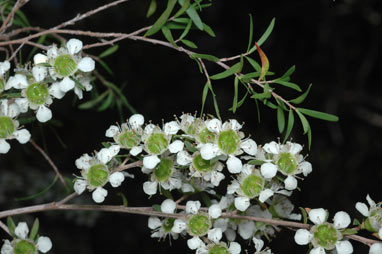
[0, 38, 94, 154]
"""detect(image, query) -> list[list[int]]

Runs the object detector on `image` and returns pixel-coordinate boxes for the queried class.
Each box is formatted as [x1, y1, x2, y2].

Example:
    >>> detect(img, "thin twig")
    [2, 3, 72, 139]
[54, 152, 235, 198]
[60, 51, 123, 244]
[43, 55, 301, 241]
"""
[113, 160, 143, 173]
[8, 42, 24, 61]
[0, 0, 30, 34]
[0, 220, 11, 236]
[29, 139, 66, 187]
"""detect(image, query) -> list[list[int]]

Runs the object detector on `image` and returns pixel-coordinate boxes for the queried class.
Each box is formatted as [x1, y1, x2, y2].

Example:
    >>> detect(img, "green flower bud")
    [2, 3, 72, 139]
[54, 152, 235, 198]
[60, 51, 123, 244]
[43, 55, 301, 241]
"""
[241, 173, 264, 198]
[118, 130, 140, 149]
[311, 223, 341, 250]
[54, 54, 77, 77]
[87, 164, 109, 187]
[13, 239, 37, 254]
[193, 154, 215, 173]
[277, 153, 298, 175]
[208, 243, 229, 254]
[153, 158, 173, 182]
[26, 83, 49, 105]
[218, 130, 240, 154]
[199, 128, 216, 144]
[146, 133, 168, 155]
[188, 213, 211, 237]
[0, 116, 15, 138]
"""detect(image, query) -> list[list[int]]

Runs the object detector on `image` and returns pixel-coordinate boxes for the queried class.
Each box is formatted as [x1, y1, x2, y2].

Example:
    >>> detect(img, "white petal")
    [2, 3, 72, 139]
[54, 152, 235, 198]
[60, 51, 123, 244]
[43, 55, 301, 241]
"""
[210, 171, 225, 187]
[66, 38, 83, 55]
[164, 121, 180, 135]
[47, 45, 58, 58]
[238, 220, 255, 240]
[200, 143, 220, 160]
[37, 236, 52, 253]
[366, 194, 376, 208]
[206, 118, 222, 133]
[15, 222, 29, 239]
[0, 239, 13, 254]
[92, 187, 108, 203]
[59, 77, 75, 92]
[378, 228, 382, 239]
[108, 145, 120, 157]
[289, 142, 303, 155]
[105, 125, 119, 137]
[225, 228, 236, 242]
[228, 119, 242, 131]
[7, 103, 20, 118]
[300, 161, 313, 176]
[49, 82, 66, 99]
[143, 155, 160, 169]
[0, 61, 10, 76]
[294, 229, 312, 245]
[13, 129, 31, 144]
[259, 189, 274, 203]
[369, 243, 382, 254]
[186, 200, 201, 214]
[181, 183, 195, 193]
[336, 240, 353, 254]
[15, 98, 29, 113]
[74, 179, 86, 194]
[6, 74, 28, 90]
[310, 247, 325, 254]
[260, 162, 278, 179]
[187, 237, 204, 250]
[333, 211, 351, 229]
[172, 219, 187, 233]
[161, 199, 176, 214]
[32, 66, 47, 82]
[168, 140, 184, 153]
[208, 204, 222, 219]
[284, 175, 298, 190]
[143, 181, 157, 195]
[109, 172, 125, 187]
[227, 181, 240, 195]
[309, 208, 327, 225]
[213, 218, 228, 232]
[148, 216, 161, 229]
[234, 197, 250, 212]
[226, 156, 243, 174]
[97, 148, 112, 164]
[176, 150, 193, 166]
[74, 86, 83, 99]
[228, 242, 241, 254]
[36, 106, 52, 122]
[355, 202, 370, 217]
[144, 124, 155, 135]
[240, 139, 257, 156]
[263, 141, 279, 154]
[78, 57, 95, 72]
[253, 237, 264, 252]
[0, 139, 10, 154]
[129, 114, 145, 128]
[208, 228, 222, 243]
[130, 145, 143, 156]
[33, 53, 48, 64]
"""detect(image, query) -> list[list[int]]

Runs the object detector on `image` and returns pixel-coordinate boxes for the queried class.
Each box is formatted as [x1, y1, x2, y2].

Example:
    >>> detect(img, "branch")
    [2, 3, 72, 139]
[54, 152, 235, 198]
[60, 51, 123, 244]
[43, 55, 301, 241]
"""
[0, 0, 30, 34]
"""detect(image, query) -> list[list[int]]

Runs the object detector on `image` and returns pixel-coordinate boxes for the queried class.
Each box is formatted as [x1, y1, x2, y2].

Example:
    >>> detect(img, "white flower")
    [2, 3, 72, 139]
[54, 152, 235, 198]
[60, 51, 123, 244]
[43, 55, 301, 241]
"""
[109, 172, 125, 187]
[36, 236, 53, 253]
[14, 222, 29, 239]
[92, 187, 108, 203]
[34, 53, 48, 64]
[294, 229, 313, 245]
[161, 199, 176, 214]
[148, 217, 162, 229]
[177, 150, 193, 166]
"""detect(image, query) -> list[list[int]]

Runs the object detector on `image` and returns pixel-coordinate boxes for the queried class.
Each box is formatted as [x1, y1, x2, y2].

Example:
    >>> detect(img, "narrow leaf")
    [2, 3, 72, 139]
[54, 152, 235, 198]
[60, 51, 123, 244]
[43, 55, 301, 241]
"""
[29, 218, 39, 241]
[247, 13, 253, 52]
[181, 39, 197, 48]
[99, 45, 119, 58]
[245, 56, 261, 72]
[117, 193, 128, 207]
[283, 109, 295, 143]
[248, 160, 265, 166]
[97, 58, 113, 75]
[184, 2, 203, 30]
[296, 110, 310, 134]
[146, 0, 157, 18]
[277, 106, 285, 133]
[299, 207, 308, 224]
[273, 79, 302, 92]
[290, 84, 312, 104]
[206, 81, 221, 119]
[210, 61, 242, 80]
[203, 23, 215, 37]
[281, 65, 296, 79]
[298, 108, 339, 122]
[145, 0, 177, 37]
[97, 91, 114, 111]
[78, 91, 109, 109]
[248, 18, 275, 54]
[232, 77, 239, 113]
[190, 53, 219, 62]
[251, 92, 271, 100]
[229, 91, 248, 111]
[265, 100, 277, 109]
[178, 19, 192, 41]
[7, 217, 16, 237]
[200, 81, 209, 116]
[255, 42, 269, 81]
[161, 26, 177, 46]
[174, 0, 190, 18]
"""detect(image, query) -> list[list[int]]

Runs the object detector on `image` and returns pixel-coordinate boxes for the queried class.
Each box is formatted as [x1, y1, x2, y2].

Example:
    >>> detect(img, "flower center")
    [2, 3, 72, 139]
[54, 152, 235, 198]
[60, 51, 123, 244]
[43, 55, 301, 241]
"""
[218, 129, 240, 154]
[312, 223, 340, 250]
[153, 158, 173, 182]
[118, 130, 140, 149]
[0, 116, 15, 139]
[26, 83, 49, 105]
[365, 208, 382, 232]
[241, 174, 264, 198]
[186, 124, 196, 135]
[146, 133, 168, 155]
[87, 164, 109, 187]
[54, 54, 77, 77]
[277, 153, 298, 175]
[193, 154, 215, 173]
[199, 128, 216, 144]
[162, 218, 175, 233]
[208, 244, 229, 254]
[188, 214, 211, 236]
[13, 239, 37, 254]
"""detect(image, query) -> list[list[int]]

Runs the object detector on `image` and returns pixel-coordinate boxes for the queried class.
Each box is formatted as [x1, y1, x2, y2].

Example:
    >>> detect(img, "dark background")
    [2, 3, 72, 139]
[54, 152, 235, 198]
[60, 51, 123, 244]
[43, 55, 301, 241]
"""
[1, 0, 382, 253]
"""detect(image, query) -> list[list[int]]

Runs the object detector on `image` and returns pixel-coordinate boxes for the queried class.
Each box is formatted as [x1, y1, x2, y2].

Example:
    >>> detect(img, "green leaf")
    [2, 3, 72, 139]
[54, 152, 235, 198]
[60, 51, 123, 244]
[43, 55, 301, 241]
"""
[178, 19, 192, 41]
[146, 0, 157, 18]
[298, 108, 339, 122]
[160, 188, 173, 200]
[264, 100, 277, 109]
[104, 81, 136, 114]
[185, 140, 198, 153]
[97, 58, 113, 75]
[283, 109, 295, 143]
[181, 39, 197, 48]
[200, 192, 211, 207]
[296, 110, 310, 134]
[97, 91, 114, 111]
[29, 218, 39, 241]
[166, 22, 186, 29]
[200, 80, 209, 115]
[190, 53, 219, 62]
[7, 217, 16, 237]
[15, 10, 30, 27]
[307, 127, 312, 150]
[78, 91, 109, 109]
[273, 79, 302, 92]
[229, 91, 249, 111]
[248, 160, 265, 166]
[240, 71, 261, 82]
[161, 26, 177, 46]
[117, 193, 128, 207]
[352, 218, 361, 226]
[290, 84, 312, 104]
[152, 204, 161, 212]
[251, 92, 271, 100]
[178, 0, 203, 30]
[255, 42, 269, 81]
[277, 106, 285, 133]
[299, 207, 308, 224]
[145, 0, 177, 37]
[341, 228, 358, 236]
[245, 56, 261, 72]
[203, 23, 215, 37]
[98, 45, 119, 58]
[210, 60, 243, 80]
[247, 13, 254, 52]
[173, 17, 189, 23]
[248, 18, 275, 54]
[174, 0, 190, 18]
[205, 80, 221, 119]
[232, 77, 239, 113]
[15, 176, 58, 201]
[281, 65, 296, 79]
[275, 97, 288, 111]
